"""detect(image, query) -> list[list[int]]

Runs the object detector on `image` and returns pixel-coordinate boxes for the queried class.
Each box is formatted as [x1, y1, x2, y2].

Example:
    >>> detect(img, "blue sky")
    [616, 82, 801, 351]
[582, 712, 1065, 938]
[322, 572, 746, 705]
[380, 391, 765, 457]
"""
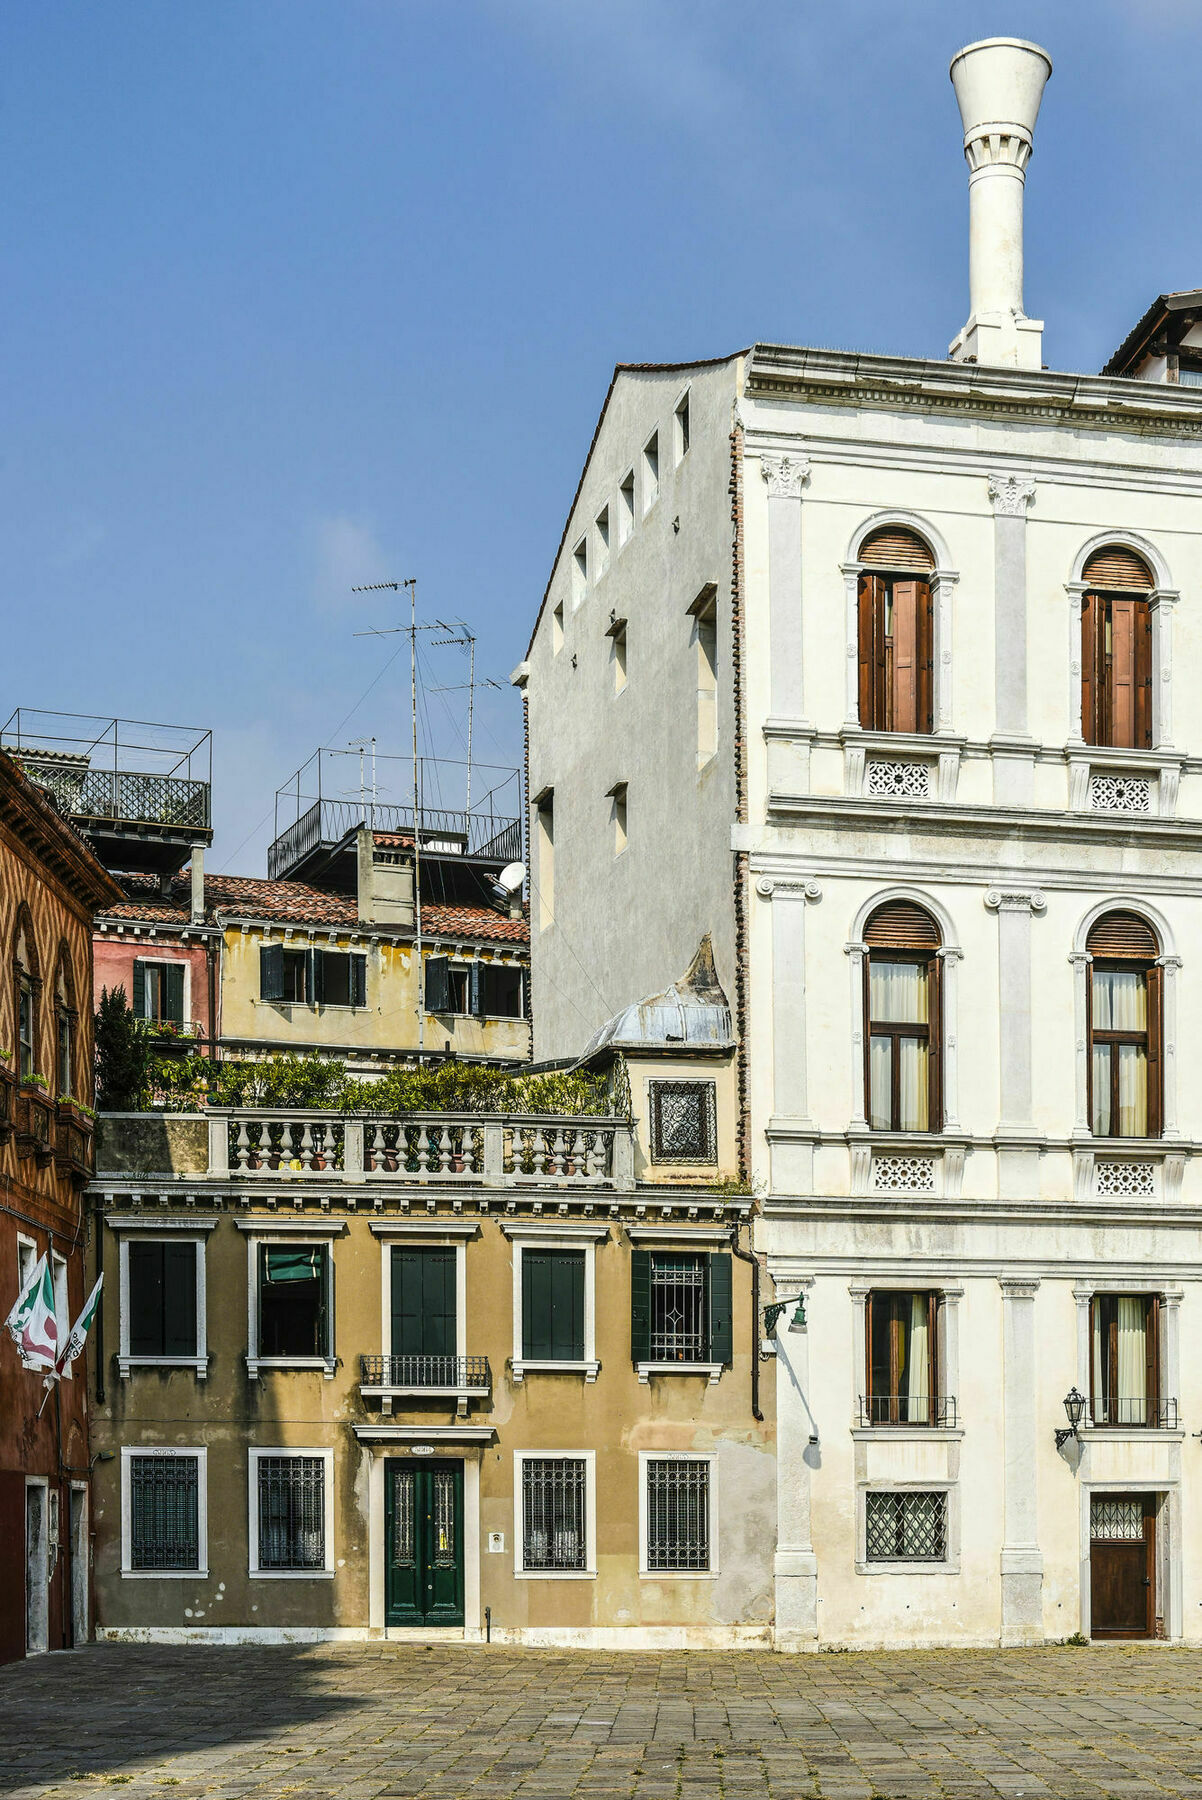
[3, 1, 1199, 870]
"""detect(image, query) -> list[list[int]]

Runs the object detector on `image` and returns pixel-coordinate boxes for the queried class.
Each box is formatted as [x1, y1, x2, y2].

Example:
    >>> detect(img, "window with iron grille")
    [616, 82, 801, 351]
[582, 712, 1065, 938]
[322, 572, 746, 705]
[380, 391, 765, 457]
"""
[864, 1489, 947, 1563]
[650, 1255, 708, 1361]
[129, 1454, 200, 1571]
[645, 1459, 711, 1572]
[648, 1080, 717, 1163]
[521, 1458, 587, 1572]
[256, 1455, 327, 1571]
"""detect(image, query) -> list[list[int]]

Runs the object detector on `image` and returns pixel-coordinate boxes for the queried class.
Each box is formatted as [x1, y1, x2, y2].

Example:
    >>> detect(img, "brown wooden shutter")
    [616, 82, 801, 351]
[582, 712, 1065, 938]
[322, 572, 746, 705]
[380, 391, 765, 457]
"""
[864, 901, 941, 949]
[1110, 598, 1138, 748]
[1081, 594, 1101, 745]
[892, 580, 919, 733]
[916, 581, 934, 734]
[1082, 545, 1153, 591]
[1147, 1295, 1160, 1409]
[857, 575, 879, 729]
[860, 527, 935, 573]
[927, 951, 943, 1130]
[1135, 601, 1153, 749]
[1086, 912, 1159, 958]
[1146, 960, 1163, 1137]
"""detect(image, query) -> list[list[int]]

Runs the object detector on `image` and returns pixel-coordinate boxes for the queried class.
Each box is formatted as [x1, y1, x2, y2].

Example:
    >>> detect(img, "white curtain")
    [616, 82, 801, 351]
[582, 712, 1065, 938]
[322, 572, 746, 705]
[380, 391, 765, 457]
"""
[1118, 1045, 1148, 1137]
[869, 962, 930, 1131]
[906, 1295, 930, 1421]
[869, 1038, 892, 1131]
[1091, 1044, 1111, 1136]
[1092, 969, 1146, 1031]
[1117, 1297, 1147, 1424]
[1091, 1309, 1105, 1421]
[1092, 970, 1148, 1137]
[871, 961, 928, 1024]
[898, 1039, 929, 1132]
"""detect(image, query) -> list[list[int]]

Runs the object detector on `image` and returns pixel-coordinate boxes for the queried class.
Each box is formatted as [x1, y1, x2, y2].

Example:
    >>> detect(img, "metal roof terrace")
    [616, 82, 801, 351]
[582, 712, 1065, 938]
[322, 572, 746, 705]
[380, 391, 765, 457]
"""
[2, 710, 212, 876]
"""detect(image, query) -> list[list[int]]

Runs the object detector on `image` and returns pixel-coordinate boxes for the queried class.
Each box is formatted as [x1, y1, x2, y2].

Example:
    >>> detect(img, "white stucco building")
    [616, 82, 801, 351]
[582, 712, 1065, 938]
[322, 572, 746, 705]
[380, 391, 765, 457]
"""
[519, 38, 1202, 1646]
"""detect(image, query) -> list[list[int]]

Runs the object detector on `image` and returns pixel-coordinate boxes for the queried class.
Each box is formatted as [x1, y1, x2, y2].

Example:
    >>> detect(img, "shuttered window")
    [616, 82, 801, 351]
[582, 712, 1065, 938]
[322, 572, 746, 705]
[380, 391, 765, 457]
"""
[128, 1240, 199, 1358]
[1081, 547, 1154, 749]
[1086, 912, 1161, 1139]
[521, 1249, 585, 1361]
[630, 1251, 733, 1366]
[857, 530, 935, 735]
[863, 903, 942, 1132]
[391, 1246, 455, 1358]
[260, 946, 366, 1007]
[133, 960, 185, 1027]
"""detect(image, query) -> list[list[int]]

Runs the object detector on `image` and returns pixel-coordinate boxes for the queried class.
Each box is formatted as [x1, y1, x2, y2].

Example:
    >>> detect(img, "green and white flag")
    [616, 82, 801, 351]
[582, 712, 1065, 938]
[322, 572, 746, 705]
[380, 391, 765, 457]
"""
[55, 1274, 103, 1376]
[5, 1254, 59, 1371]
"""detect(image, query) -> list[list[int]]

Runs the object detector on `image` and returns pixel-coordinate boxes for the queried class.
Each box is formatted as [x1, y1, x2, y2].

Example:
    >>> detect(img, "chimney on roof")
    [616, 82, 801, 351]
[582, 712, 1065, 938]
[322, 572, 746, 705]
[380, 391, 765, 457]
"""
[947, 37, 1052, 371]
[190, 845, 205, 925]
[356, 826, 415, 929]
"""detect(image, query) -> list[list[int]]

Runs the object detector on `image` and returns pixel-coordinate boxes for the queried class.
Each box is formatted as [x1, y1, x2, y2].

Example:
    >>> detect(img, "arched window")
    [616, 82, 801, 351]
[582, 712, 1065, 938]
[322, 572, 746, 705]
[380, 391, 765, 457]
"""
[1081, 545, 1153, 749]
[55, 949, 77, 1100]
[1087, 910, 1161, 1138]
[13, 911, 39, 1082]
[857, 527, 935, 734]
[864, 900, 942, 1132]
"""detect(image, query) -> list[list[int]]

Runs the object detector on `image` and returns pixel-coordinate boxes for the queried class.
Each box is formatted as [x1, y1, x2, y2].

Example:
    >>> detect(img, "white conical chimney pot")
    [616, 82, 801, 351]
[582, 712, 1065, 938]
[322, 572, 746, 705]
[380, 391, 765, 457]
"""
[948, 37, 1052, 370]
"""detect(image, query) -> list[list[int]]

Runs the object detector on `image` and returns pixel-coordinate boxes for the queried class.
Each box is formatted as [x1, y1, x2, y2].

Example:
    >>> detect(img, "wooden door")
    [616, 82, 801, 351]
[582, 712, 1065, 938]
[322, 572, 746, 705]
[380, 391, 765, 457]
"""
[385, 1460, 465, 1627]
[1090, 1493, 1155, 1638]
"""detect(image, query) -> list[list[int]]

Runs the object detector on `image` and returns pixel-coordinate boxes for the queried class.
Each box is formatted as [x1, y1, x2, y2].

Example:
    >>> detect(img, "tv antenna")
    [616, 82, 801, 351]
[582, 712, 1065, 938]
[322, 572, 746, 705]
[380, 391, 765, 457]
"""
[431, 624, 503, 815]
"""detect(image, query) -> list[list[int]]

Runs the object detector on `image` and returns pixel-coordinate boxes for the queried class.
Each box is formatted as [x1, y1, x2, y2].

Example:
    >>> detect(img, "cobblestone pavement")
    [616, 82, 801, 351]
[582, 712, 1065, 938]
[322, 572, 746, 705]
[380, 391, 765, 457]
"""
[6, 1643, 1202, 1799]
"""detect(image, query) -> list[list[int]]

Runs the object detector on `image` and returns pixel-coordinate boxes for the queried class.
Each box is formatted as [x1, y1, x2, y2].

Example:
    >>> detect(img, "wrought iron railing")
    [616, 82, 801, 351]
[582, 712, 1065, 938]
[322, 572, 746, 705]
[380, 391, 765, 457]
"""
[858, 1394, 959, 1428]
[360, 1354, 491, 1391]
[1088, 1397, 1178, 1429]
[267, 798, 521, 879]
[76, 769, 210, 830]
[216, 1110, 631, 1187]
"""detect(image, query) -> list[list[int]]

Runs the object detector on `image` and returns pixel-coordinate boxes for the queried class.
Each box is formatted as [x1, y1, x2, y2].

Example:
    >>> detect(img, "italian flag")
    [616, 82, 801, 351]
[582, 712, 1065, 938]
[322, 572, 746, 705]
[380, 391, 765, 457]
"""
[5, 1255, 59, 1370]
[55, 1274, 103, 1376]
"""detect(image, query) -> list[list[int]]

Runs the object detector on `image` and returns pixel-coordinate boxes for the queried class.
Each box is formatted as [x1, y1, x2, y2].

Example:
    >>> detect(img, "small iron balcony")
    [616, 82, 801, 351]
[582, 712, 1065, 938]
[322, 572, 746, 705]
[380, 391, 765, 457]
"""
[360, 1354, 491, 1396]
[858, 1395, 959, 1428]
[1088, 1397, 1178, 1429]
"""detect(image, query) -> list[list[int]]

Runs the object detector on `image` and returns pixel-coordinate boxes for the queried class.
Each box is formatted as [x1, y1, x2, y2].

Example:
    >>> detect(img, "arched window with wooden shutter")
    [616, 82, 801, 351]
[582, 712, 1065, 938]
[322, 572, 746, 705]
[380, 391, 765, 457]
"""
[863, 900, 942, 1132]
[1086, 910, 1161, 1138]
[857, 528, 935, 735]
[1081, 546, 1154, 750]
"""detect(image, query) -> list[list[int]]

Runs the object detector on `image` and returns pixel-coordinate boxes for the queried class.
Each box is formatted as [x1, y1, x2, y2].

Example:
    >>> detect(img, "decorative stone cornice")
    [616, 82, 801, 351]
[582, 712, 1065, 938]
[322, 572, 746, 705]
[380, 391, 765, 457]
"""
[756, 876, 821, 901]
[985, 889, 1047, 914]
[760, 454, 811, 500]
[988, 473, 1037, 517]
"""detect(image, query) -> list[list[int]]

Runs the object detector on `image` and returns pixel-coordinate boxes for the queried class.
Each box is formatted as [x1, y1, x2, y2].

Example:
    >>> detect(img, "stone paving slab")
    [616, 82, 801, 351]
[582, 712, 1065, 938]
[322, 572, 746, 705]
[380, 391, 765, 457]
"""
[5, 1645, 1202, 1798]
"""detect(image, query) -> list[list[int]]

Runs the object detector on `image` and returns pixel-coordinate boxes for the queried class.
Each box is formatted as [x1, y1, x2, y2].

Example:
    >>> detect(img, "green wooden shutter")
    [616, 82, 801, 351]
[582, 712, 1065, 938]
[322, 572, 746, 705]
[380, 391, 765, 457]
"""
[259, 944, 284, 1002]
[630, 1249, 651, 1362]
[708, 1253, 733, 1366]
[351, 954, 367, 1008]
[308, 949, 324, 1006]
[391, 1248, 423, 1356]
[163, 1241, 197, 1356]
[165, 964, 185, 1027]
[424, 1248, 455, 1357]
[469, 962, 484, 1018]
[132, 960, 147, 1019]
[550, 1251, 585, 1360]
[128, 1240, 164, 1355]
[522, 1250, 551, 1358]
[425, 956, 450, 1012]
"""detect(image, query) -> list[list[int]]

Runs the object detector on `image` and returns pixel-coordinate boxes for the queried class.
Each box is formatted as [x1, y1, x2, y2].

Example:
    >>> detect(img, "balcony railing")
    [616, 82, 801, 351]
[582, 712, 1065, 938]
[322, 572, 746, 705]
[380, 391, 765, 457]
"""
[211, 1109, 633, 1188]
[1088, 1397, 1179, 1429]
[858, 1395, 959, 1428]
[75, 769, 210, 831]
[267, 797, 521, 880]
[360, 1354, 491, 1392]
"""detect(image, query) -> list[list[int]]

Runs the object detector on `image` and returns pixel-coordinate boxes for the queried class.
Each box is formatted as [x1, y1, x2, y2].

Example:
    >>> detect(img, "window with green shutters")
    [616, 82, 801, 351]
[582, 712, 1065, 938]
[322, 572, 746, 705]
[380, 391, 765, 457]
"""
[631, 1251, 733, 1367]
[128, 1240, 199, 1358]
[259, 945, 366, 1007]
[521, 1249, 585, 1361]
[132, 959, 185, 1027]
[391, 1247, 456, 1358]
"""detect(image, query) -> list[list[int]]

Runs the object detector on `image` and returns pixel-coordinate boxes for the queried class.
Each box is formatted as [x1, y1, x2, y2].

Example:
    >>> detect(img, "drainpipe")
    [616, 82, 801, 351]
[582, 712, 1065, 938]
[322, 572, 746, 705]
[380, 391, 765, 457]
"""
[729, 1223, 763, 1422]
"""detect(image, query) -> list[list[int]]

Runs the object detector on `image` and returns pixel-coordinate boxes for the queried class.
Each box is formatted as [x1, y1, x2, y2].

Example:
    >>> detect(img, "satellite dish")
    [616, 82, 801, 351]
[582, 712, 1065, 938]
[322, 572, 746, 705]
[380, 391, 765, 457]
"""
[498, 861, 526, 894]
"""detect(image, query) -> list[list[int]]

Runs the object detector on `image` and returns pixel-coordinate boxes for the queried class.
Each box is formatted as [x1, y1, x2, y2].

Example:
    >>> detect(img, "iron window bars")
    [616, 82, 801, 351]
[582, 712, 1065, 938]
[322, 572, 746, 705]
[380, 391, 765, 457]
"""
[650, 1254, 709, 1362]
[130, 1455, 200, 1571]
[257, 1456, 326, 1570]
[864, 1489, 947, 1563]
[522, 1458, 587, 1571]
[648, 1080, 717, 1164]
[645, 1459, 710, 1572]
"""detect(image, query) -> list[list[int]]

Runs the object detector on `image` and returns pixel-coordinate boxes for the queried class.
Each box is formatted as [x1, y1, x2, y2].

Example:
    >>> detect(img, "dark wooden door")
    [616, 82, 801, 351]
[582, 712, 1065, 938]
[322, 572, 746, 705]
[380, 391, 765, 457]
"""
[385, 1460, 464, 1627]
[1090, 1493, 1155, 1638]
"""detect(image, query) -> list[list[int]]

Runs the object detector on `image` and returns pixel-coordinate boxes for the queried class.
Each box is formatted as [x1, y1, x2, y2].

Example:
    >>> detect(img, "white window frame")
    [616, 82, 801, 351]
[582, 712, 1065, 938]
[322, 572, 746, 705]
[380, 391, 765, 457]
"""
[369, 1222, 474, 1405]
[673, 387, 691, 465]
[239, 1220, 343, 1380]
[249, 1447, 334, 1580]
[571, 536, 588, 608]
[856, 1481, 959, 1576]
[51, 1251, 70, 1381]
[133, 955, 191, 1026]
[504, 1222, 606, 1383]
[115, 1218, 214, 1379]
[16, 1232, 37, 1293]
[638, 1450, 718, 1580]
[121, 1446, 208, 1580]
[642, 431, 660, 517]
[618, 469, 635, 547]
[594, 504, 611, 580]
[513, 1450, 596, 1580]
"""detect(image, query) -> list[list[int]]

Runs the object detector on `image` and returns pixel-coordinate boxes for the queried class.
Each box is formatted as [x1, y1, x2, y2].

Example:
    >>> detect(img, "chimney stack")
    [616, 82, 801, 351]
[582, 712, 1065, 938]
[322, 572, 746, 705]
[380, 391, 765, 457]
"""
[948, 37, 1052, 371]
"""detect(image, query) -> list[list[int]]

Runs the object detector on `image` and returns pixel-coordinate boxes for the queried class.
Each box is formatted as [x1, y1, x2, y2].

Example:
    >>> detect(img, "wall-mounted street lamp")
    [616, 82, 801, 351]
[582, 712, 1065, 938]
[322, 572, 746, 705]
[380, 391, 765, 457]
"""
[1055, 1386, 1087, 1450]
[763, 1294, 807, 1336]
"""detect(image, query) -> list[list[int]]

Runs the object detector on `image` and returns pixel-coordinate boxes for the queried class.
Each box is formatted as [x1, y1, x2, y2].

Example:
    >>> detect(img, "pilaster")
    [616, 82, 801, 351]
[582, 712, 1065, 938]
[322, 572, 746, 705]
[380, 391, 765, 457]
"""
[985, 887, 1046, 1194]
[758, 875, 821, 1192]
[1000, 1276, 1043, 1644]
[773, 1276, 818, 1649]
[988, 474, 1037, 802]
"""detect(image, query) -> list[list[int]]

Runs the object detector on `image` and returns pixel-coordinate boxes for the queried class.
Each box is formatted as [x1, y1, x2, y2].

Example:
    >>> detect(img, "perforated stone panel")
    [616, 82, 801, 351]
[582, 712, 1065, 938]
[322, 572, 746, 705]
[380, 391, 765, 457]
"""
[872, 1156, 936, 1193]
[1095, 1160, 1156, 1197]
[866, 760, 930, 800]
[1089, 774, 1151, 814]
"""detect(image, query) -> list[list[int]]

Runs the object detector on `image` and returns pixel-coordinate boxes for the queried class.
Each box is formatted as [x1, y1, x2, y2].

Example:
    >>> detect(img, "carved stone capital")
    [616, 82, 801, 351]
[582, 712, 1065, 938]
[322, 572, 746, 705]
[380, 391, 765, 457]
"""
[988, 473, 1037, 517]
[757, 876, 821, 901]
[985, 888, 1046, 914]
[1157, 954, 1184, 972]
[760, 454, 811, 500]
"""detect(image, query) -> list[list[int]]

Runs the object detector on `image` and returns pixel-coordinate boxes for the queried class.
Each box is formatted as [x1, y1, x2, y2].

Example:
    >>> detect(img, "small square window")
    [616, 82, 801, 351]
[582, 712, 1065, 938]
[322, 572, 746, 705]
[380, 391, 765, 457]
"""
[864, 1490, 947, 1563]
[642, 434, 659, 516]
[674, 392, 690, 462]
[619, 471, 635, 546]
[648, 1080, 717, 1164]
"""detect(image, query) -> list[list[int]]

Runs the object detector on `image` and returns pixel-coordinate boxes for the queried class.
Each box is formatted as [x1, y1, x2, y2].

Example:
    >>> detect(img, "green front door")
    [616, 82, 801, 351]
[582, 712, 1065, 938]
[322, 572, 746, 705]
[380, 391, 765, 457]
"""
[385, 1460, 465, 1627]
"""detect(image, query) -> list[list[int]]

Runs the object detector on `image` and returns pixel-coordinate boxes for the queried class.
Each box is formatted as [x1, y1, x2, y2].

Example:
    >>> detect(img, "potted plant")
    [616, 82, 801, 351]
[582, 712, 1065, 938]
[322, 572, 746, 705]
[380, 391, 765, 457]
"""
[55, 1094, 95, 1182]
[16, 1072, 55, 1163]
